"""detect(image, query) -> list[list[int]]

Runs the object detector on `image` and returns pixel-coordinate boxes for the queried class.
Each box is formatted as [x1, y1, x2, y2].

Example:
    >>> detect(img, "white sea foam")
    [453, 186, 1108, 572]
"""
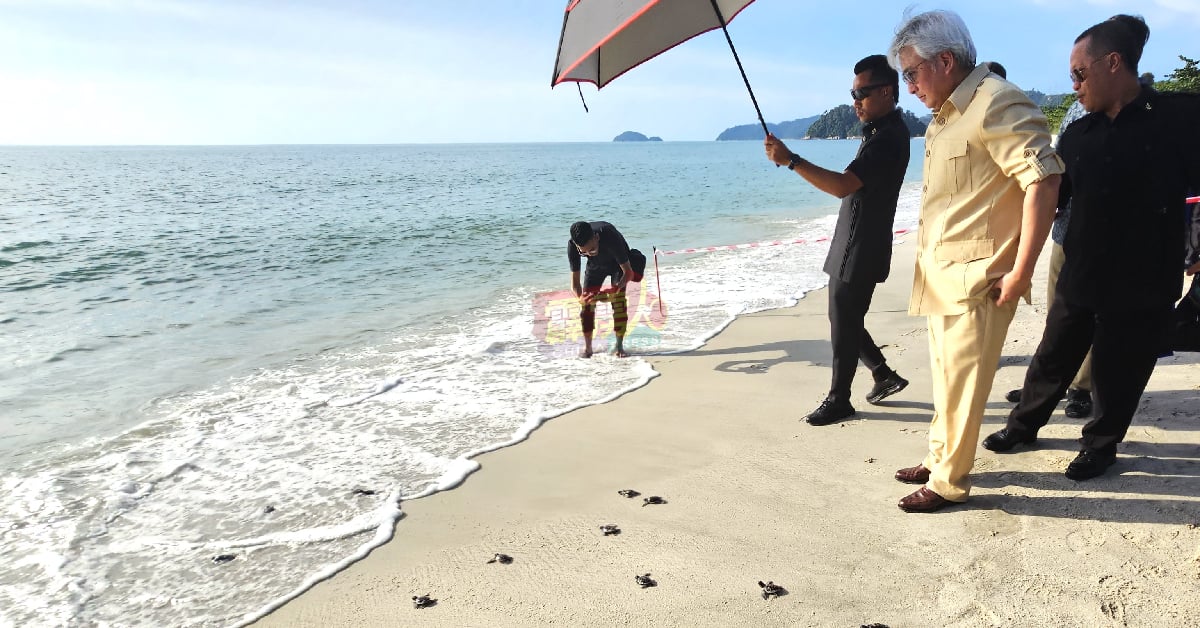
[0, 144, 922, 628]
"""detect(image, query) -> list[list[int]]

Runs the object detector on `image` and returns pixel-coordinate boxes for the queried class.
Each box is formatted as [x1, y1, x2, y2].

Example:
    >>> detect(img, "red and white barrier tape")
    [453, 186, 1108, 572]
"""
[654, 228, 913, 256]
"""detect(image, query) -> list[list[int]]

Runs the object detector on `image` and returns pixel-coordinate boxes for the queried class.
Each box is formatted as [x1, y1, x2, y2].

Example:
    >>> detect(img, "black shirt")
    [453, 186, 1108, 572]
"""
[567, 221, 630, 272]
[824, 108, 910, 283]
[1057, 87, 1200, 312]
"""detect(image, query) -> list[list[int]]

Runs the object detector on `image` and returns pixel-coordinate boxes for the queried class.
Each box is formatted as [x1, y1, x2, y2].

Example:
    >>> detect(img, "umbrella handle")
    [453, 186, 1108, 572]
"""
[708, 0, 769, 138]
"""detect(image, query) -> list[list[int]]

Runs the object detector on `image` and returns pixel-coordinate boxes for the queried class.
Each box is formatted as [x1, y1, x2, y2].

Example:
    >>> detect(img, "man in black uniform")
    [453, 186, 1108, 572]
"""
[982, 15, 1200, 479]
[568, 220, 646, 358]
[764, 54, 911, 425]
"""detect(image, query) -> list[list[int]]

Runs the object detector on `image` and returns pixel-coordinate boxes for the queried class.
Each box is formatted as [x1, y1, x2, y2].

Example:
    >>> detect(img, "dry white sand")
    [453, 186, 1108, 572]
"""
[256, 238, 1200, 627]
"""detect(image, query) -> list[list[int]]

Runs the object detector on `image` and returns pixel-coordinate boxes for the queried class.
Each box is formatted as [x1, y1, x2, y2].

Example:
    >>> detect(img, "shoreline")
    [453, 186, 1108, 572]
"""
[255, 236, 1200, 627]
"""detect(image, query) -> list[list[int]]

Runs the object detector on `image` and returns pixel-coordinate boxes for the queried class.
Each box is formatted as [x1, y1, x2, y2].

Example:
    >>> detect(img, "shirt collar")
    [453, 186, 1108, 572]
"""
[1115, 84, 1156, 124]
[862, 108, 902, 136]
[942, 63, 993, 116]
[1079, 83, 1157, 132]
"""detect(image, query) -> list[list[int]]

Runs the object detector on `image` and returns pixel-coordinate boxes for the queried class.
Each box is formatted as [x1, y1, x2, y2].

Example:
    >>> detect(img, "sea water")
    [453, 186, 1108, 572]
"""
[0, 141, 922, 626]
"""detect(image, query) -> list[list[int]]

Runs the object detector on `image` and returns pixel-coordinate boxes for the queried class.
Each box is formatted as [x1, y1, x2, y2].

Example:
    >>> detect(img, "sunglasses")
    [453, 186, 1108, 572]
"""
[850, 84, 888, 101]
[901, 60, 929, 85]
[1070, 54, 1112, 84]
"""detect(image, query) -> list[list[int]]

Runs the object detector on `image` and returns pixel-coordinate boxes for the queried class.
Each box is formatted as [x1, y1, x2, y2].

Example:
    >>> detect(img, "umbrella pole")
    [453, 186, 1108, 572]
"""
[653, 246, 664, 317]
[708, 0, 769, 137]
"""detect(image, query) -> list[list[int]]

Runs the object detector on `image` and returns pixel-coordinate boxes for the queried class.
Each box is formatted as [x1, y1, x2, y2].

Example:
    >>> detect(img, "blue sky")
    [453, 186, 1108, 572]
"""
[2, 0, 1198, 145]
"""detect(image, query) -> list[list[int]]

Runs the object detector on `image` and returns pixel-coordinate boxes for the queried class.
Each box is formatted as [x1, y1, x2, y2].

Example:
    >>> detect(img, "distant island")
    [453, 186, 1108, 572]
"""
[716, 116, 820, 141]
[803, 106, 929, 139]
[716, 89, 1071, 140]
[613, 131, 663, 142]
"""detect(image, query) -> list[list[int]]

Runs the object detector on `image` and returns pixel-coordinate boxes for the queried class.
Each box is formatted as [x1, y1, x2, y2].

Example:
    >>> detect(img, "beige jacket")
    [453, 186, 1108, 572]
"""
[910, 64, 1065, 316]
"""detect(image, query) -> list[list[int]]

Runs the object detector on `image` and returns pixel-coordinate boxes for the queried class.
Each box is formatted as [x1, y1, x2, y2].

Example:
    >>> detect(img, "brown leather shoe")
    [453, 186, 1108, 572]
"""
[894, 464, 930, 484]
[898, 487, 956, 513]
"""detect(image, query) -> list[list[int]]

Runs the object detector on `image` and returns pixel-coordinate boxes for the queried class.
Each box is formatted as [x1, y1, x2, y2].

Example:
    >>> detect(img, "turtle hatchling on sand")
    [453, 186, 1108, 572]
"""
[617, 489, 641, 498]
[412, 595, 436, 609]
[599, 524, 621, 536]
[635, 573, 657, 588]
[486, 553, 513, 565]
[642, 496, 666, 506]
[758, 580, 786, 599]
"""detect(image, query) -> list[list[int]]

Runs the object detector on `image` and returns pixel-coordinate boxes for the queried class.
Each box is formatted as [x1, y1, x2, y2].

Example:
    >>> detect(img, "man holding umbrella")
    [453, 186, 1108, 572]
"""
[765, 54, 911, 426]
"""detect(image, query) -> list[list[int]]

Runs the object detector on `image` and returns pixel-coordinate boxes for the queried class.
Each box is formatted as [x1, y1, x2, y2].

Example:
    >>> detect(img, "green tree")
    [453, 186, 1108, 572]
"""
[1156, 55, 1200, 93]
[805, 105, 928, 139]
[805, 105, 861, 139]
[1041, 93, 1078, 134]
[899, 108, 928, 136]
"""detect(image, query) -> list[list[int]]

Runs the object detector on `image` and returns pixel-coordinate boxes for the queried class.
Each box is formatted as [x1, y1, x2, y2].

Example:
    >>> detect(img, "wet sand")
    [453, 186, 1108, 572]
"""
[256, 237, 1200, 627]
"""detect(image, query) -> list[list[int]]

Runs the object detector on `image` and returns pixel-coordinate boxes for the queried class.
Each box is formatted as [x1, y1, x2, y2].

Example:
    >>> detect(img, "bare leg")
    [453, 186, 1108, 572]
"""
[580, 299, 596, 358]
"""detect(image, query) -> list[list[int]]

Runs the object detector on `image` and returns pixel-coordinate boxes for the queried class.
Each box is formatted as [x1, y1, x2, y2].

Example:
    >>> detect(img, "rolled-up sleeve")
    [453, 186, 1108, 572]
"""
[980, 89, 1064, 190]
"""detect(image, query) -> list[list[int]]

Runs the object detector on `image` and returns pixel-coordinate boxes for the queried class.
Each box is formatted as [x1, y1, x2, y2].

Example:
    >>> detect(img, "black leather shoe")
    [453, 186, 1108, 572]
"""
[1005, 389, 1022, 403]
[1064, 387, 1093, 419]
[981, 427, 1036, 452]
[805, 396, 855, 426]
[1065, 449, 1116, 480]
[866, 373, 909, 404]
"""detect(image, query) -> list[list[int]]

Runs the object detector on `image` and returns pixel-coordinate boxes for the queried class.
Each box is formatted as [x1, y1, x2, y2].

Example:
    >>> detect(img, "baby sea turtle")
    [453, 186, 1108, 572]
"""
[617, 489, 641, 498]
[351, 488, 377, 496]
[262, 505, 276, 514]
[486, 553, 513, 565]
[412, 594, 436, 609]
[599, 524, 621, 536]
[758, 580, 786, 599]
[635, 573, 657, 588]
[860, 624, 890, 628]
[642, 496, 666, 506]
[212, 554, 236, 565]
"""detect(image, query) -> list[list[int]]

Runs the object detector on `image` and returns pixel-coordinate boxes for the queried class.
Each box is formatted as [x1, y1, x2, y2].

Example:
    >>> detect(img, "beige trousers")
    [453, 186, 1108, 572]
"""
[923, 297, 1018, 501]
[1047, 243, 1093, 391]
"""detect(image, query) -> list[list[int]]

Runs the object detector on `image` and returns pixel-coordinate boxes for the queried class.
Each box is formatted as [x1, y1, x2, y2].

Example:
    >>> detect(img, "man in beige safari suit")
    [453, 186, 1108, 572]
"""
[887, 9, 1064, 512]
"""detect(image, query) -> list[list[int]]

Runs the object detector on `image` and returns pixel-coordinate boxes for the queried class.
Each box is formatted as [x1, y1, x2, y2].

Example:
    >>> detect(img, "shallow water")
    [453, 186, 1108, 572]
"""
[0, 140, 922, 626]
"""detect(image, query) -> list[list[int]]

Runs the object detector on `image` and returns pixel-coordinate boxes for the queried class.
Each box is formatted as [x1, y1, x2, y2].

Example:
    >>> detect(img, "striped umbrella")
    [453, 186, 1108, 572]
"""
[551, 0, 768, 135]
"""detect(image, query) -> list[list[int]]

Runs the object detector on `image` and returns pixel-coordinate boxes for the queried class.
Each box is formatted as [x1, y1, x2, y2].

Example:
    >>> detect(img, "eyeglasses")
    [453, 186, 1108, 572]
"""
[1070, 54, 1111, 84]
[901, 60, 929, 85]
[850, 84, 888, 101]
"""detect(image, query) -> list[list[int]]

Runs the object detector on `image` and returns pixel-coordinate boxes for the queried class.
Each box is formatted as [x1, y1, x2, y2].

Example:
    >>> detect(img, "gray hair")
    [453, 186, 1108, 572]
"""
[888, 9, 977, 72]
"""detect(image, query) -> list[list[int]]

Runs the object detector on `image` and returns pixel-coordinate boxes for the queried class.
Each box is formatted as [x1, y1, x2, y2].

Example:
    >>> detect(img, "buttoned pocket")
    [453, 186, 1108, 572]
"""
[931, 139, 970, 194]
[933, 239, 993, 263]
[935, 238, 996, 303]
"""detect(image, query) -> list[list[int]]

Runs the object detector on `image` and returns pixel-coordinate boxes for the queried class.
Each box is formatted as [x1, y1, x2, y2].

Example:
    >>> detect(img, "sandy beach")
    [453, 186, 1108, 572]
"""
[256, 237, 1200, 627]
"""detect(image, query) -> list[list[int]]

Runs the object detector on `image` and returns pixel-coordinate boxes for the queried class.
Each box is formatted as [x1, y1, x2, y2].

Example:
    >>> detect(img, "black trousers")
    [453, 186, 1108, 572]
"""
[828, 276, 890, 399]
[1006, 289, 1173, 453]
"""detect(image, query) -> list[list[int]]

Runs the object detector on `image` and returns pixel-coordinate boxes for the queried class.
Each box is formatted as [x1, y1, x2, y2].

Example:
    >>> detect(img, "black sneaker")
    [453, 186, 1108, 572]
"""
[866, 373, 909, 404]
[1064, 387, 1093, 419]
[1064, 449, 1116, 480]
[804, 396, 855, 426]
[1005, 389, 1022, 403]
